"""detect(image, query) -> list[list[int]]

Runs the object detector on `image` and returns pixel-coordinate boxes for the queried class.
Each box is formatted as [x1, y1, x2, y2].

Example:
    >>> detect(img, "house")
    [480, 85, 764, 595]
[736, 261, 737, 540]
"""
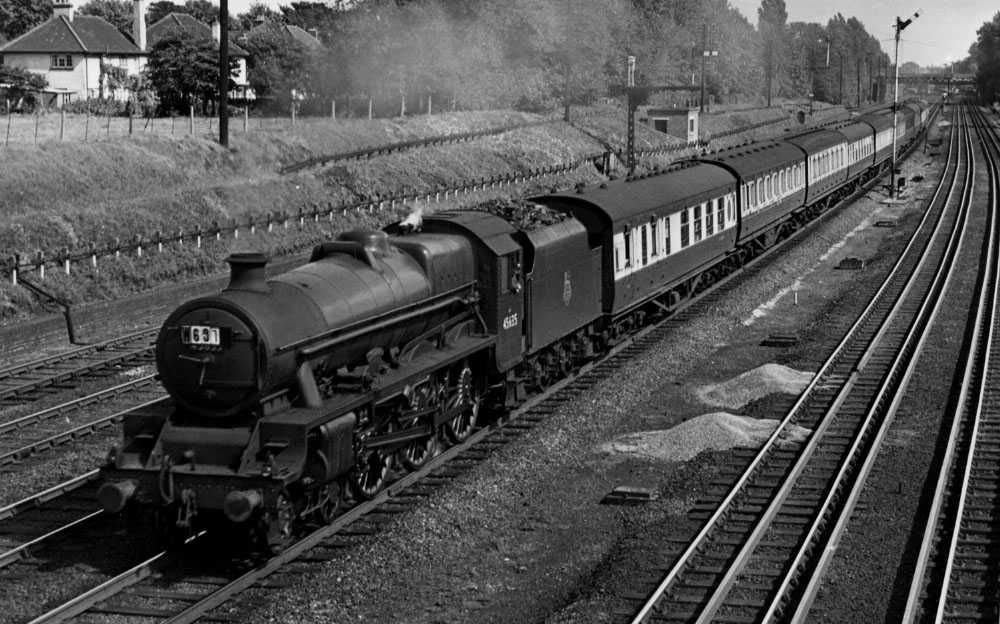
[644, 107, 700, 145]
[147, 13, 252, 101]
[0, 0, 148, 106]
[247, 22, 323, 51]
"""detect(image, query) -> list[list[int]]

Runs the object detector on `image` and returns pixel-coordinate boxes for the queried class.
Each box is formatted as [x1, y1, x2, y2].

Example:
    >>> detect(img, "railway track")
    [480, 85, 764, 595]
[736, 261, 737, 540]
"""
[14, 123, 918, 623]
[0, 329, 156, 406]
[901, 107, 1000, 623]
[0, 376, 165, 466]
[0, 471, 102, 569]
[626, 105, 966, 623]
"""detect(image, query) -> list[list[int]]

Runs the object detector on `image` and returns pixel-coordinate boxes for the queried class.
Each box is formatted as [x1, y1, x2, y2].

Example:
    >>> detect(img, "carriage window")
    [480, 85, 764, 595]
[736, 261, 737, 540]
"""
[680, 210, 690, 248]
[717, 198, 725, 230]
[706, 200, 715, 236]
[623, 229, 632, 267]
[757, 180, 764, 205]
[664, 217, 671, 255]
[747, 182, 754, 208]
[694, 205, 703, 242]
[771, 174, 777, 198]
[640, 224, 649, 264]
[650, 218, 658, 256]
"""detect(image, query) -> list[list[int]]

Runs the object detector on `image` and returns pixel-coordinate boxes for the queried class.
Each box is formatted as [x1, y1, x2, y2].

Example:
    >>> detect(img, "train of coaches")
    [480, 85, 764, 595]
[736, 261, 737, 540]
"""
[96, 99, 934, 547]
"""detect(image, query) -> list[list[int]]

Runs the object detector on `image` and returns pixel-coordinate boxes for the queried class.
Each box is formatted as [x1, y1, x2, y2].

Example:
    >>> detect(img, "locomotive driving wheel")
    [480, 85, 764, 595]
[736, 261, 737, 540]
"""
[398, 430, 436, 470]
[444, 365, 480, 444]
[398, 383, 438, 471]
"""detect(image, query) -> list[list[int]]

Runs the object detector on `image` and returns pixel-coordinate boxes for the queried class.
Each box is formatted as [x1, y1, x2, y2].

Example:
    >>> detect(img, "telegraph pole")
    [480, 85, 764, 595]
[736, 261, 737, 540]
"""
[890, 11, 919, 198]
[218, 0, 229, 147]
[839, 54, 844, 105]
[699, 24, 718, 113]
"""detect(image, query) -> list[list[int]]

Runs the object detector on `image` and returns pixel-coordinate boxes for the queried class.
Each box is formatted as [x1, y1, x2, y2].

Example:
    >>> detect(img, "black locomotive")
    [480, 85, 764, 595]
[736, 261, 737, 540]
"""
[98, 100, 932, 547]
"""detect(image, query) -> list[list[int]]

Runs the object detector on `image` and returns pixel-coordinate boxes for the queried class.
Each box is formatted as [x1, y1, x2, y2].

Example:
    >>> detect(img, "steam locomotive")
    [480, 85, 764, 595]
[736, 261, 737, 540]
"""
[98, 100, 932, 548]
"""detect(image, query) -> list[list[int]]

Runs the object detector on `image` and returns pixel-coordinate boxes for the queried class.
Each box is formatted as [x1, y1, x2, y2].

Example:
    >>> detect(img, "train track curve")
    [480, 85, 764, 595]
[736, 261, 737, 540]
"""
[627, 104, 969, 623]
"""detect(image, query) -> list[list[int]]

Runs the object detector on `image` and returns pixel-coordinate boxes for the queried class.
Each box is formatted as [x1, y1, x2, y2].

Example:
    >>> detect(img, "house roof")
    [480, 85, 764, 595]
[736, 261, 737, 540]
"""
[248, 23, 323, 50]
[0, 15, 142, 55]
[148, 13, 248, 56]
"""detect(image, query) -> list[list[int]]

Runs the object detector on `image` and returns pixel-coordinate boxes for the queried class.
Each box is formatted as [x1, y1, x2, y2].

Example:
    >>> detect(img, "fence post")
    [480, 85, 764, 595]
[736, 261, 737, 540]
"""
[243, 106, 248, 133]
[35, 250, 45, 280]
[106, 108, 111, 136]
[84, 104, 90, 141]
[177, 228, 184, 247]
[11, 254, 20, 286]
[189, 104, 194, 134]
[60, 108, 65, 141]
[427, 93, 432, 115]
[290, 99, 296, 127]
[33, 111, 39, 145]
[368, 97, 373, 120]
[128, 107, 133, 135]
[5, 107, 11, 147]
[155, 230, 163, 253]
[135, 235, 143, 257]
[331, 98, 336, 119]
[114, 237, 121, 259]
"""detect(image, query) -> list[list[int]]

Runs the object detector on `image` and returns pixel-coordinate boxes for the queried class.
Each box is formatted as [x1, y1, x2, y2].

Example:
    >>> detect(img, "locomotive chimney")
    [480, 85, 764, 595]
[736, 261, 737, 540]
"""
[225, 253, 269, 293]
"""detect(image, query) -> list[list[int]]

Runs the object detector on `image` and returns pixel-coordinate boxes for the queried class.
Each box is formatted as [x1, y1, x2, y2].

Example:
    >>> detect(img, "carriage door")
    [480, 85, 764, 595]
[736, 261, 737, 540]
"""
[494, 250, 525, 370]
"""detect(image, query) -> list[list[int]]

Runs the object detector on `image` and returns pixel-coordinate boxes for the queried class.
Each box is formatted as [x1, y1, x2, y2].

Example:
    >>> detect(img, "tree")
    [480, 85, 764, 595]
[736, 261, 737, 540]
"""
[758, 0, 787, 106]
[144, 31, 237, 113]
[234, 2, 281, 34]
[146, 0, 177, 25]
[78, 0, 132, 35]
[242, 23, 314, 110]
[0, 0, 53, 41]
[0, 63, 48, 111]
[183, 0, 217, 25]
[971, 12, 1000, 103]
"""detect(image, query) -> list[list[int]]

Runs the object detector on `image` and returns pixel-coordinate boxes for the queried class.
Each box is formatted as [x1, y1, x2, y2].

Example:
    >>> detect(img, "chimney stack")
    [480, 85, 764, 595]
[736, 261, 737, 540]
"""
[133, 0, 146, 51]
[211, 19, 221, 43]
[52, 1, 74, 22]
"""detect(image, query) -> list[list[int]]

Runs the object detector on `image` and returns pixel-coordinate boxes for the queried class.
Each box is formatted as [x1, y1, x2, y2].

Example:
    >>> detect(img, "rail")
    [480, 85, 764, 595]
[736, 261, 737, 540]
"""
[900, 105, 1000, 623]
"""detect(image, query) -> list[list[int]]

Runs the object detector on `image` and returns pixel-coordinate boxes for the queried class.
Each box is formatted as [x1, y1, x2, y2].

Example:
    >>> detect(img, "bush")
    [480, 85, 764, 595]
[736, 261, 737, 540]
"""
[62, 98, 128, 116]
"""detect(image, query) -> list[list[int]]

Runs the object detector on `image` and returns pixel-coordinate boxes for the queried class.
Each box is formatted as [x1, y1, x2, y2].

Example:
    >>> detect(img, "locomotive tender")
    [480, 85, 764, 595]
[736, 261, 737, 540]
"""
[98, 100, 931, 547]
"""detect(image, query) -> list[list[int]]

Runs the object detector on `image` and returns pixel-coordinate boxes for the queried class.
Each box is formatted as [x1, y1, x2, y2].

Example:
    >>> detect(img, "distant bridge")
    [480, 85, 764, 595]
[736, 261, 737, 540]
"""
[897, 73, 975, 85]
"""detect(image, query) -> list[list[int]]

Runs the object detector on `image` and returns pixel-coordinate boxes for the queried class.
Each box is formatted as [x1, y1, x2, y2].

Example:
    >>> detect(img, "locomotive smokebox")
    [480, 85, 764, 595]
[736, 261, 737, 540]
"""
[225, 252, 269, 293]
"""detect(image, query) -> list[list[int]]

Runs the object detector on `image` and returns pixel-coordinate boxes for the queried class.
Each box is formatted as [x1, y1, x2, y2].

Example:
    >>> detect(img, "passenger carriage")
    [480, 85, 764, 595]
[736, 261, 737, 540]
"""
[783, 129, 848, 209]
[699, 141, 806, 250]
[533, 162, 739, 318]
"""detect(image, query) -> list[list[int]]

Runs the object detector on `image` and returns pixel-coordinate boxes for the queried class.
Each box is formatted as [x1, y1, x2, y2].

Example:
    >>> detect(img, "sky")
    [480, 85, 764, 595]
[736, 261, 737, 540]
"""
[201, 0, 997, 68]
[728, 0, 998, 67]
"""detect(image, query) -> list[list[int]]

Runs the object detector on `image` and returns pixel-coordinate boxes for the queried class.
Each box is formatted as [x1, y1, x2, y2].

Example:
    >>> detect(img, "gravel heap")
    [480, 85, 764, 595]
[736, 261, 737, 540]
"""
[696, 363, 813, 410]
[599, 413, 810, 462]
[475, 197, 570, 231]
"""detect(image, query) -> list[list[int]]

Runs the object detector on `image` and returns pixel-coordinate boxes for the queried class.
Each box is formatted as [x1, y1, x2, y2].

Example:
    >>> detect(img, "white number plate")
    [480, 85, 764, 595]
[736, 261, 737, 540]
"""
[182, 325, 221, 346]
